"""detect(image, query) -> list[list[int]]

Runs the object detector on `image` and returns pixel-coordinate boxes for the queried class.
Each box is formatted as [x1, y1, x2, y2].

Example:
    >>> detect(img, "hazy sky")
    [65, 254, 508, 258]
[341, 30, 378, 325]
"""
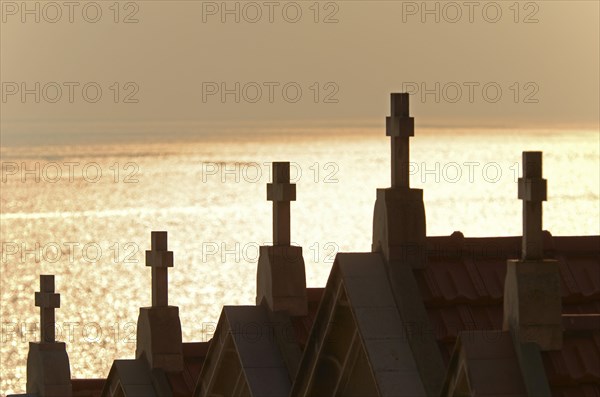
[1, 1, 599, 138]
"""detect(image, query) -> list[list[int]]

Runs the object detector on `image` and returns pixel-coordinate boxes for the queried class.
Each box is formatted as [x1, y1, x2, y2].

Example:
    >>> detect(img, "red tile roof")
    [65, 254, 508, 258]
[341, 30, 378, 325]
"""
[416, 233, 600, 396]
[543, 316, 600, 397]
[70, 233, 597, 396]
[71, 379, 105, 397]
[166, 342, 211, 396]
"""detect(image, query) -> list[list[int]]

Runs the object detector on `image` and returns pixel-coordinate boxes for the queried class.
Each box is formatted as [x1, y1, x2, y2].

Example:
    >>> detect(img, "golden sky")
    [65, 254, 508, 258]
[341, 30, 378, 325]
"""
[1, 1, 599, 136]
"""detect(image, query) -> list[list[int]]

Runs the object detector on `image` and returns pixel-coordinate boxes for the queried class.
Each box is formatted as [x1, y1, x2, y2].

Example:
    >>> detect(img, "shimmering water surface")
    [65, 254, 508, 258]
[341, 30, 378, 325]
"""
[1, 129, 598, 394]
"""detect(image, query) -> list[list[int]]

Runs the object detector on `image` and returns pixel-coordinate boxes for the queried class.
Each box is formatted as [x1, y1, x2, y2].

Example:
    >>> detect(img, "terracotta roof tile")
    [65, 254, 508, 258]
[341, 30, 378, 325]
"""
[419, 235, 599, 308]
[419, 258, 482, 304]
[550, 384, 600, 397]
[71, 379, 105, 397]
[427, 304, 503, 365]
[419, 233, 600, 396]
[471, 258, 506, 301]
[543, 326, 600, 385]
[562, 314, 600, 331]
[551, 236, 600, 254]
[564, 301, 600, 314]
[98, 234, 595, 396]
[166, 342, 210, 396]
[562, 258, 600, 301]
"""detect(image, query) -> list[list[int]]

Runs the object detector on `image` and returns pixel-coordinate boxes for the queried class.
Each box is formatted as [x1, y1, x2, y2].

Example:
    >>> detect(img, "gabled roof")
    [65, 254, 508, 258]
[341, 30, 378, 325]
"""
[440, 331, 527, 397]
[101, 359, 157, 397]
[290, 288, 324, 351]
[71, 233, 600, 397]
[420, 233, 599, 305]
[416, 233, 600, 358]
[165, 342, 210, 396]
[543, 315, 600, 397]
[194, 305, 292, 397]
[286, 233, 598, 397]
[79, 341, 207, 397]
[291, 252, 427, 397]
[416, 232, 600, 396]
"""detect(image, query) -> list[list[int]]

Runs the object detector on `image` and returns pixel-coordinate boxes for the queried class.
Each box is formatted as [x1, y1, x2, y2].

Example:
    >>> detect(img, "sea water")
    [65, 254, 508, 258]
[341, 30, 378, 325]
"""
[0, 129, 598, 394]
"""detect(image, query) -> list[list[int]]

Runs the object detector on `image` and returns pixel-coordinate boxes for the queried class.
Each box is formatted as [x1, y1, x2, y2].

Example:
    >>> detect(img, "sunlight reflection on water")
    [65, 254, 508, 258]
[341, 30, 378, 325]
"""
[1, 129, 598, 394]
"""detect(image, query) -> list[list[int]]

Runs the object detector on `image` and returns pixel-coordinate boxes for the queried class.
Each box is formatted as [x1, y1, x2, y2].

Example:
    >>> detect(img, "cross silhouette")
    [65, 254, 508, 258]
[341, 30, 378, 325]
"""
[386, 93, 415, 188]
[35, 275, 60, 343]
[145, 231, 174, 307]
[267, 162, 296, 246]
[518, 151, 547, 260]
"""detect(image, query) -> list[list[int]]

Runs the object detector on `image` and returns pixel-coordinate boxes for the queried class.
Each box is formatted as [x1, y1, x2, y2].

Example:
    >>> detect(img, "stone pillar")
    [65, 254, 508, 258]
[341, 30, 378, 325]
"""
[26, 275, 72, 397]
[503, 152, 562, 350]
[256, 162, 308, 316]
[136, 231, 183, 371]
[372, 93, 427, 268]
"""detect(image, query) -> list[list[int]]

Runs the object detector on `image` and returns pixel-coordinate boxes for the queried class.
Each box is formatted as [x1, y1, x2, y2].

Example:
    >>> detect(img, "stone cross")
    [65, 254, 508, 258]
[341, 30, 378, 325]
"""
[145, 231, 174, 307]
[267, 162, 296, 246]
[386, 93, 415, 188]
[35, 275, 60, 343]
[518, 151, 547, 260]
